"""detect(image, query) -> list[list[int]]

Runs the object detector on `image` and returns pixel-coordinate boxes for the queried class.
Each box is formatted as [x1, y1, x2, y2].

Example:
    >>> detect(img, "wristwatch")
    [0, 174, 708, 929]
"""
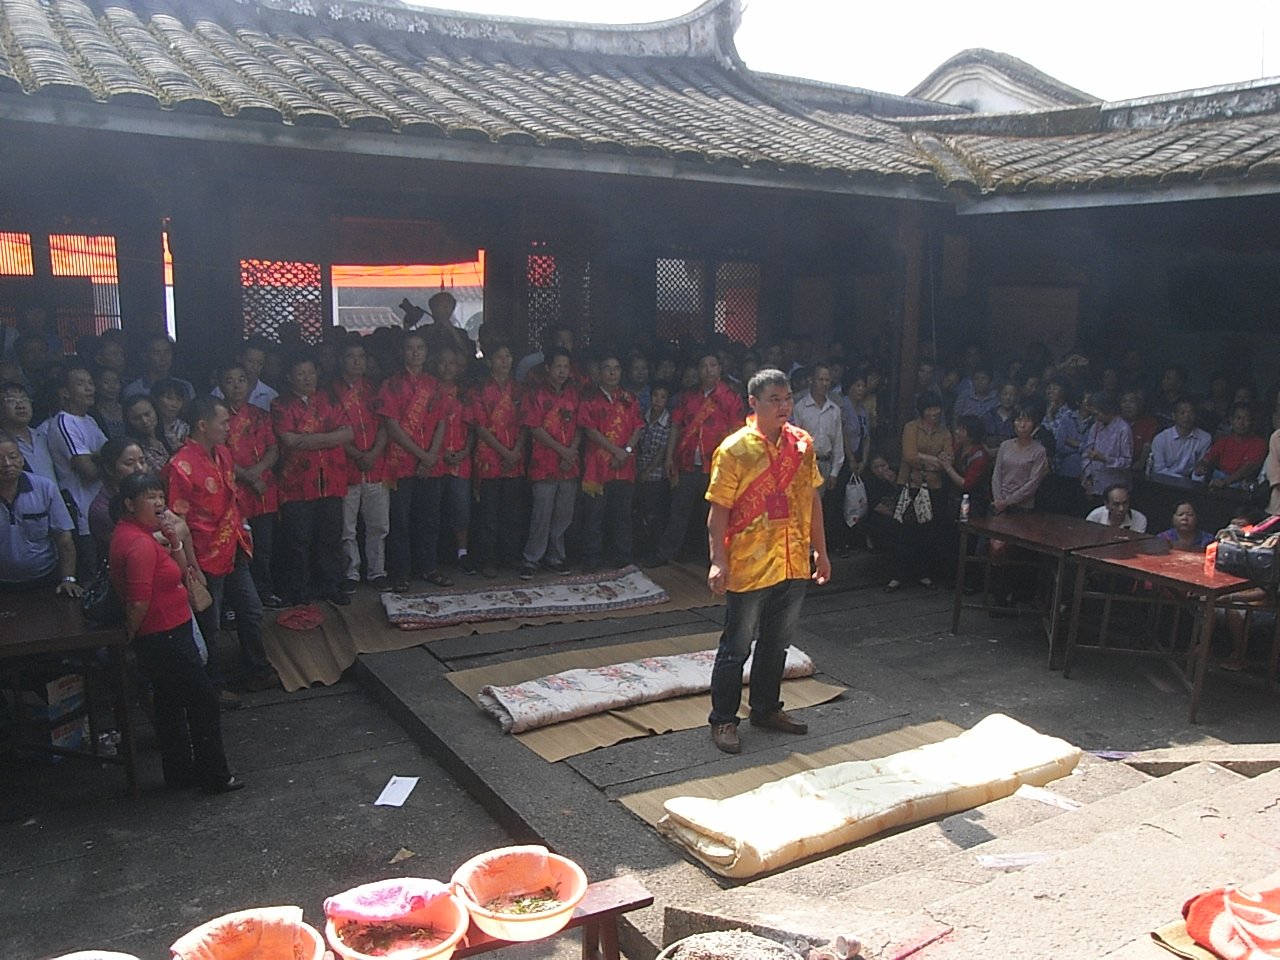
[624, 446, 634, 455]
[61, 575, 77, 584]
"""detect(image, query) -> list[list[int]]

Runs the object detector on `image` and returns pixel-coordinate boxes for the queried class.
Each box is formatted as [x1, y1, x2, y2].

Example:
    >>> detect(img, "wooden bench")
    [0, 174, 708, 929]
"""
[453, 874, 653, 960]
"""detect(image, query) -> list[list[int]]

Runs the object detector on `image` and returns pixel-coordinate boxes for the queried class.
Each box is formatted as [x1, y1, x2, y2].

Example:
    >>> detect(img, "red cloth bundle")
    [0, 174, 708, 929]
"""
[1183, 884, 1280, 958]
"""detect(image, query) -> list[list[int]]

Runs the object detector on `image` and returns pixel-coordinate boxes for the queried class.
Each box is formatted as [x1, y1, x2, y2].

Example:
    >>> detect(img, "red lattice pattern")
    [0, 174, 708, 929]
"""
[525, 242, 591, 350]
[49, 234, 121, 350]
[714, 261, 760, 346]
[241, 258, 323, 344]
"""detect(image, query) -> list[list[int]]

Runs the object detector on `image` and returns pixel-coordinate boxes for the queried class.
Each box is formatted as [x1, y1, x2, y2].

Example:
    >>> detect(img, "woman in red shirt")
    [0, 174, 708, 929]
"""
[109, 472, 241, 794]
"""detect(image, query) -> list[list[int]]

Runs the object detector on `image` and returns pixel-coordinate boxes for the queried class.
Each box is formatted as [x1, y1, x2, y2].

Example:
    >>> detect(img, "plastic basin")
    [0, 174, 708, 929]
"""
[324, 893, 469, 960]
[450, 845, 588, 943]
[170, 913, 325, 960]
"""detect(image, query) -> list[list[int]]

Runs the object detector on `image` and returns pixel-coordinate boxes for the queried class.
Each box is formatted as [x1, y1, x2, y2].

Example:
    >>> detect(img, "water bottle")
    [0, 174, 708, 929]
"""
[960, 493, 971, 522]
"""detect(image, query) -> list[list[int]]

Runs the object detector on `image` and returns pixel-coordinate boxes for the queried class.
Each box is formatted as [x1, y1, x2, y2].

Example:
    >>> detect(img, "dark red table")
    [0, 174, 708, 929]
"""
[1062, 541, 1253, 722]
[951, 513, 1152, 668]
[0, 590, 138, 795]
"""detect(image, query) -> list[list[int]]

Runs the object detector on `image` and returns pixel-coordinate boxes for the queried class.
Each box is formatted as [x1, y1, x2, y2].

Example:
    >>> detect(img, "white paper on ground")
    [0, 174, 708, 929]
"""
[374, 776, 419, 807]
[975, 851, 1057, 870]
[1013, 783, 1082, 811]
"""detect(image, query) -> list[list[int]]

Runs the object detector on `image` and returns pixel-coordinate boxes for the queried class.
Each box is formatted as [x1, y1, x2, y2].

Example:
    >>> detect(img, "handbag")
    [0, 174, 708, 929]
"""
[892, 486, 911, 523]
[844, 473, 869, 527]
[1214, 518, 1280, 584]
[184, 565, 213, 613]
[81, 558, 124, 627]
[913, 486, 933, 524]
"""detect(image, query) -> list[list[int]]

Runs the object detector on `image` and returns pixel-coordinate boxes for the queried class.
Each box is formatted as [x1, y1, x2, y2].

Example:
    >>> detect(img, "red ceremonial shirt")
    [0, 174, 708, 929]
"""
[470, 377, 524, 480]
[225, 402, 278, 519]
[330, 376, 386, 485]
[162, 440, 252, 577]
[578, 386, 644, 487]
[272, 391, 348, 502]
[430, 382, 472, 479]
[522, 381, 580, 481]
[1204, 433, 1268, 475]
[376, 369, 441, 481]
[672, 382, 744, 474]
[109, 517, 191, 635]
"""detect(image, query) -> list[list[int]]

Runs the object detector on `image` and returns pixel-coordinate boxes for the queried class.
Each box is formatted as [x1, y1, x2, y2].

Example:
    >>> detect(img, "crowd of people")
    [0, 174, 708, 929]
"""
[6, 299, 1280, 780]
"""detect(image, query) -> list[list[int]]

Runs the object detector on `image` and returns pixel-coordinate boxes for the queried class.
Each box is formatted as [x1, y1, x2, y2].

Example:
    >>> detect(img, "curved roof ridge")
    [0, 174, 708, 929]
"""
[910, 47, 1096, 106]
[238, 0, 742, 63]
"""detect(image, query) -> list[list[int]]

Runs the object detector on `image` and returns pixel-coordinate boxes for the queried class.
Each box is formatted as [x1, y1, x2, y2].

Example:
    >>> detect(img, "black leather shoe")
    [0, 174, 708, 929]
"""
[201, 776, 246, 795]
[326, 592, 351, 607]
[711, 722, 741, 754]
[750, 710, 808, 735]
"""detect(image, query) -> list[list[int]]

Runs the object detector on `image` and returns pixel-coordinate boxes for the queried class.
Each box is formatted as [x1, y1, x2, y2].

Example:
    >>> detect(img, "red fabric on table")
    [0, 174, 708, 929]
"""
[109, 517, 191, 635]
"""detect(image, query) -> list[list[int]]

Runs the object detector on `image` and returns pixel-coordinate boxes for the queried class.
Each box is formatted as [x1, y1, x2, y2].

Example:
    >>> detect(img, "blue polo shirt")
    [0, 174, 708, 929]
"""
[0, 472, 74, 584]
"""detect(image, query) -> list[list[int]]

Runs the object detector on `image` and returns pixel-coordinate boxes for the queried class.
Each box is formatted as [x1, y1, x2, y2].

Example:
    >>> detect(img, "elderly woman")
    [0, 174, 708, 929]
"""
[886, 391, 951, 592]
[1157, 501, 1213, 552]
[109, 472, 241, 794]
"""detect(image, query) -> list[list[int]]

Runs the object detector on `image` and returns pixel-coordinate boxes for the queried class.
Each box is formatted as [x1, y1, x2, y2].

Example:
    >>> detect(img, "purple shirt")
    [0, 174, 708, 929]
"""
[1081, 417, 1133, 496]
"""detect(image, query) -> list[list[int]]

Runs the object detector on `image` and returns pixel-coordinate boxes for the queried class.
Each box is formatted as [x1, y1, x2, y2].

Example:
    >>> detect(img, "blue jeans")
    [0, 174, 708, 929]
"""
[195, 554, 269, 685]
[708, 578, 807, 726]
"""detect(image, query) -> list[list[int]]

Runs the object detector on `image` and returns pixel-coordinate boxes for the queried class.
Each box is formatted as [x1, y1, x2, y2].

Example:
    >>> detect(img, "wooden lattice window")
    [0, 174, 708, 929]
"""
[49, 234, 121, 352]
[656, 257, 706, 344]
[713, 261, 760, 346]
[525, 241, 591, 350]
[0, 232, 35, 332]
[241, 258, 323, 344]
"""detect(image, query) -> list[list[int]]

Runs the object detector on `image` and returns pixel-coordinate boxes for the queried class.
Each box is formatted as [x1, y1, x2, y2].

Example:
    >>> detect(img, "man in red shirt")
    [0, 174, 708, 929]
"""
[578, 351, 644, 572]
[519, 347, 580, 579]
[1195, 402, 1267, 489]
[378, 332, 447, 593]
[646, 352, 744, 566]
[272, 353, 353, 608]
[331, 340, 389, 592]
[431, 346, 476, 574]
[165, 396, 277, 692]
[470, 342, 525, 578]
[219, 363, 281, 608]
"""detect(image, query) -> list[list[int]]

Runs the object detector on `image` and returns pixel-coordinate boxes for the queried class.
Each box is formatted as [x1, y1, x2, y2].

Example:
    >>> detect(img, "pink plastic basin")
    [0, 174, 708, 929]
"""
[450, 845, 588, 943]
[325, 893, 470, 960]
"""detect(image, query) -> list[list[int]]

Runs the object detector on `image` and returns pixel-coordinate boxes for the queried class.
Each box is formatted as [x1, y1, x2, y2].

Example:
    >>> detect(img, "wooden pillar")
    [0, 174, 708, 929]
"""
[896, 204, 925, 428]
[168, 175, 241, 379]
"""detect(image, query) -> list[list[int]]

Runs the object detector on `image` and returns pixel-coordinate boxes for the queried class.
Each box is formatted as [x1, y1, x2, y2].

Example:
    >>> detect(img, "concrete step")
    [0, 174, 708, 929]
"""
[745, 753, 1152, 899]
[911, 766, 1280, 959]
[839, 761, 1245, 914]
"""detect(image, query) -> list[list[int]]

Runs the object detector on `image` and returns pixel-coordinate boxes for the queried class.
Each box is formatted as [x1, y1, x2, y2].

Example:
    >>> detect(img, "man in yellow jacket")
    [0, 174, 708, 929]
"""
[705, 367, 831, 754]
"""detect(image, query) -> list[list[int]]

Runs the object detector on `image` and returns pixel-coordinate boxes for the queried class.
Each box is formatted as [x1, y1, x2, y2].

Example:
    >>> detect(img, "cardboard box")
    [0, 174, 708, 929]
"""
[21, 672, 85, 724]
[32, 715, 90, 764]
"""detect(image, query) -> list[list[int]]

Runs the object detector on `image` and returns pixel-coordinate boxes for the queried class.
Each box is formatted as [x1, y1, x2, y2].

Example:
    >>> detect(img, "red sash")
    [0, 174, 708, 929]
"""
[726, 421, 806, 537]
[676, 390, 720, 462]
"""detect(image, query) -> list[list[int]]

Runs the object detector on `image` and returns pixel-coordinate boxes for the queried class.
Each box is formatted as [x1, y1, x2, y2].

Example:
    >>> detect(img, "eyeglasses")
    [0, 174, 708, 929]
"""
[1, 396, 30, 406]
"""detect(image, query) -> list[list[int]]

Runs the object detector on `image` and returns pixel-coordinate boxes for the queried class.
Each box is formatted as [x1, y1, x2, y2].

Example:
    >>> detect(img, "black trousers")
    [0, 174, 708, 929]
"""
[277, 496, 344, 603]
[580, 480, 635, 568]
[133, 620, 230, 789]
[475, 477, 526, 568]
[634, 479, 671, 559]
[655, 471, 710, 563]
[247, 512, 275, 600]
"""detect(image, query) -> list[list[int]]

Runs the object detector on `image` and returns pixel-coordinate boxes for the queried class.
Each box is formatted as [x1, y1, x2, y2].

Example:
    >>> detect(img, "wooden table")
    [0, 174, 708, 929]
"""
[1061, 541, 1252, 722]
[0, 590, 138, 795]
[454, 875, 652, 960]
[951, 513, 1152, 668]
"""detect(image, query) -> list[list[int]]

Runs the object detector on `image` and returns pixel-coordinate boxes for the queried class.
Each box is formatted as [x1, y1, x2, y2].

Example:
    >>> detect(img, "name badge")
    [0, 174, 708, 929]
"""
[765, 491, 789, 521]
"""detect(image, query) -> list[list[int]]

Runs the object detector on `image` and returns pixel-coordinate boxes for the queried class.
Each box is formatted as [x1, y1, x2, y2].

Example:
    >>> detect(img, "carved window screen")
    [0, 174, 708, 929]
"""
[0, 232, 34, 332]
[656, 257, 706, 344]
[49, 234, 121, 352]
[713, 261, 760, 346]
[525, 242, 592, 350]
[241, 258, 324, 344]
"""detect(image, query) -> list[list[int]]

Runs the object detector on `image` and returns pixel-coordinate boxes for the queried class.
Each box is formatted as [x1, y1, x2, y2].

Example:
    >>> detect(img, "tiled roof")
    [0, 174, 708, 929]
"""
[904, 79, 1280, 195]
[0, 0, 940, 186]
[909, 48, 1097, 108]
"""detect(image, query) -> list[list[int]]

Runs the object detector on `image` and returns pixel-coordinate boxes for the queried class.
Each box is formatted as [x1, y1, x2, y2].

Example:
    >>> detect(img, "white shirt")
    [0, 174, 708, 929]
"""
[791, 390, 844, 481]
[1085, 505, 1148, 533]
[47, 411, 106, 535]
[213, 379, 278, 412]
[15, 420, 55, 483]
